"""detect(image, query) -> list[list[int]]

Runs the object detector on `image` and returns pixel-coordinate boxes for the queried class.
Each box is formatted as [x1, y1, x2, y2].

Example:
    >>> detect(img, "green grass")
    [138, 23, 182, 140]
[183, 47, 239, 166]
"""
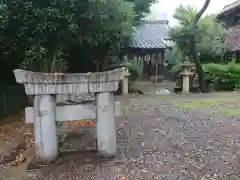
[174, 96, 240, 116]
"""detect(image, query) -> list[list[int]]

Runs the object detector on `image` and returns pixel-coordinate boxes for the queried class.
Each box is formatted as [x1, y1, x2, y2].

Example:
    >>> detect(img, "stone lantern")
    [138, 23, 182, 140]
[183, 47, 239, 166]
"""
[179, 61, 194, 93]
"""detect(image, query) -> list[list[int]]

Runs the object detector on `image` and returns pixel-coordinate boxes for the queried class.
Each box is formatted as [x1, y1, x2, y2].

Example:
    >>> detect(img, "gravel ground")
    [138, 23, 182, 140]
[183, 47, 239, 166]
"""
[23, 95, 240, 180]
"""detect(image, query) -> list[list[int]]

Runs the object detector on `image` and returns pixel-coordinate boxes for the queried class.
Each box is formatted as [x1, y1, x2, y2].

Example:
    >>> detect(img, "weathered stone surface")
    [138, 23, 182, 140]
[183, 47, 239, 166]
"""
[56, 93, 95, 105]
[151, 88, 173, 96]
[13, 68, 125, 94]
[121, 78, 128, 95]
[96, 92, 117, 157]
[33, 95, 58, 163]
[14, 68, 124, 84]
[13, 68, 124, 164]
[25, 102, 122, 123]
[180, 70, 194, 93]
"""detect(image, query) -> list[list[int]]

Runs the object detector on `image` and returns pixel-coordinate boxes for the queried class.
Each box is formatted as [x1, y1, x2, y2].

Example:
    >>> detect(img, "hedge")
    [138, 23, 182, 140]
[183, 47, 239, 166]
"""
[203, 63, 240, 91]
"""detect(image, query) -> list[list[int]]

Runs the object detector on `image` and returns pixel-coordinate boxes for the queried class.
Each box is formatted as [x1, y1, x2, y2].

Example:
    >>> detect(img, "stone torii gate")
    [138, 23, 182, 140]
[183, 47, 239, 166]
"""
[13, 68, 125, 163]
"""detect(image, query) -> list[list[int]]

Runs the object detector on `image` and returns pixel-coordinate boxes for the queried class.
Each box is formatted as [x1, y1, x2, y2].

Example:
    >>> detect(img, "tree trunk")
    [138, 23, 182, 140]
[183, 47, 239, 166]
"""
[189, 0, 211, 93]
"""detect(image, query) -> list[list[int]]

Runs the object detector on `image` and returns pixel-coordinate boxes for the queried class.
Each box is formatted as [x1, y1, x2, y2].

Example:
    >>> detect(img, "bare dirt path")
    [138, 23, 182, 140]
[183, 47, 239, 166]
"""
[18, 94, 240, 180]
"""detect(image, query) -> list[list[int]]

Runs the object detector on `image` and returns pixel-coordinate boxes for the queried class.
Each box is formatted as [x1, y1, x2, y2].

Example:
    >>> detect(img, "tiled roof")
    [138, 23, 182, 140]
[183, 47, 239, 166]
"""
[217, 0, 240, 17]
[128, 20, 173, 49]
[225, 25, 240, 51]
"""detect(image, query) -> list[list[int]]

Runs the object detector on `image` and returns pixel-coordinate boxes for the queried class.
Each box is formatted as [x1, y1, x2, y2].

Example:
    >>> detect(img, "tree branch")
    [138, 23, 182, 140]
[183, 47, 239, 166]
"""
[192, 0, 211, 28]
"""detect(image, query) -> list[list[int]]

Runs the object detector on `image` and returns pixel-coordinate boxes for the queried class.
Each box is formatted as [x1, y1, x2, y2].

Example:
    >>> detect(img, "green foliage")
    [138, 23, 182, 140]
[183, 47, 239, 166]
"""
[170, 5, 226, 59]
[0, 0, 156, 75]
[203, 62, 240, 90]
[164, 47, 182, 67]
[0, 0, 136, 73]
[127, 64, 140, 87]
[170, 64, 181, 76]
[116, 58, 141, 92]
[127, 58, 143, 87]
[0, 86, 27, 118]
[197, 14, 226, 55]
[128, 57, 144, 77]
[126, 0, 156, 21]
[170, 6, 197, 55]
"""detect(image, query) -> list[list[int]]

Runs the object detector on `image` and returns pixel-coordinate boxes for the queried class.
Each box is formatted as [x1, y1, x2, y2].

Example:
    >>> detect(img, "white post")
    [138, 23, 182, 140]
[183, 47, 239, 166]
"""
[155, 64, 158, 84]
[34, 95, 58, 163]
[121, 68, 130, 95]
[96, 92, 117, 157]
[121, 78, 128, 95]
[182, 75, 190, 93]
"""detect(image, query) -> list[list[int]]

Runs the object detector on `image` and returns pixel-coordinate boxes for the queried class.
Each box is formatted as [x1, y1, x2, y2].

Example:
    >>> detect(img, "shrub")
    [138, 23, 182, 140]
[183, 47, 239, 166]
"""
[170, 64, 181, 77]
[203, 63, 240, 91]
[125, 58, 143, 87]
[127, 63, 141, 88]
[116, 58, 141, 94]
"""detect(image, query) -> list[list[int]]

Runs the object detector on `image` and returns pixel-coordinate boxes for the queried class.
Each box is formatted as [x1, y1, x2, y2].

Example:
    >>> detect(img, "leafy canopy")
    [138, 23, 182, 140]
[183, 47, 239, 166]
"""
[0, 0, 136, 73]
[0, 0, 155, 75]
[126, 0, 156, 21]
[170, 5, 226, 58]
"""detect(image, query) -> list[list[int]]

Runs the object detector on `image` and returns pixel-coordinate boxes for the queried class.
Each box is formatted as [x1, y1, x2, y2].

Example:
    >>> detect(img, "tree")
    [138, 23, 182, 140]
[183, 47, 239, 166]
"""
[171, 4, 225, 57]
[190, 0, 211, 93]
[0, 0, 155, 77]
[0, 0, 136, 74]
[170, 0, 226, 92]
[197, 14, 226, 57]
[170, 5, 198, 56]
[126, 0, 156, 21]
